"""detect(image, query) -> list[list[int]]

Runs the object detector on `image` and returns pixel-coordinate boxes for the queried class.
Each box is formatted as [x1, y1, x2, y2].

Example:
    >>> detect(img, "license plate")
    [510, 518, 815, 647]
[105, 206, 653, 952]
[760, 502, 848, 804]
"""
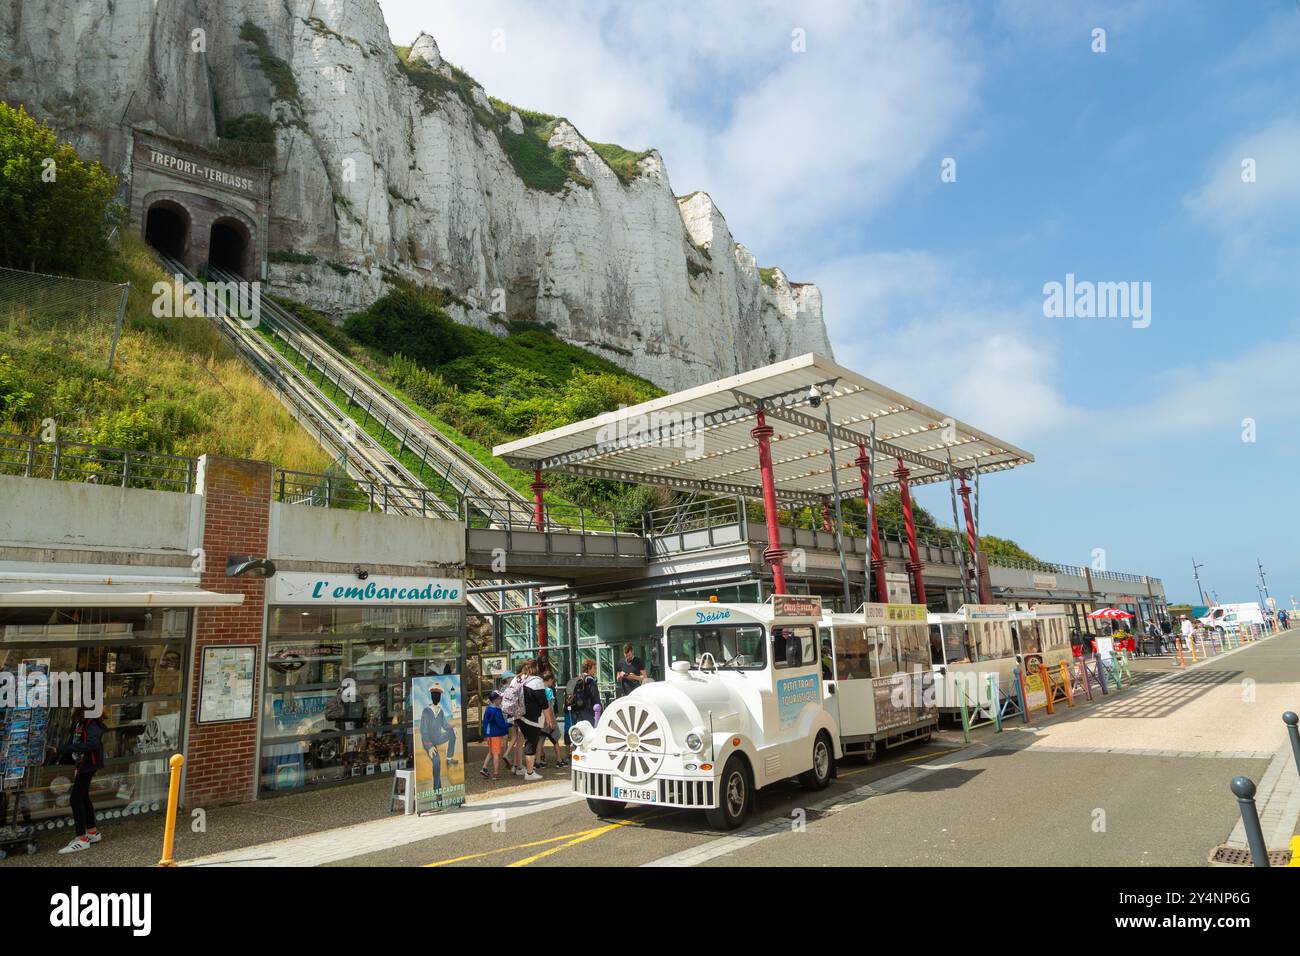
[613, 784, 657, 803]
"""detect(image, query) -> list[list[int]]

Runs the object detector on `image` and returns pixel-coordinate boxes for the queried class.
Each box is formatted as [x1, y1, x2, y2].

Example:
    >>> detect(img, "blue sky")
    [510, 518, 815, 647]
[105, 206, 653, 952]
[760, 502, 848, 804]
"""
[376, 1, 1300, 606]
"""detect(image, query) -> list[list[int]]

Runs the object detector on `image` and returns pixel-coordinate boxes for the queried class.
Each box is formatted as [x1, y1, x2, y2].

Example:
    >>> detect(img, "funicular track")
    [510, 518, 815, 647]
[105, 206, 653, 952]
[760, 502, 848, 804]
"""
[155, 256, 547, 614]
[205, 266, 528, 523]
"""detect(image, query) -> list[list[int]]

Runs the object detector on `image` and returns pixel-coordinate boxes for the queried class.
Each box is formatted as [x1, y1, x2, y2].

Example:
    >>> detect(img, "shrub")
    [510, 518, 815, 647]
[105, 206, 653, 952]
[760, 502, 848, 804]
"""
[343, 287, 472, 369]
[0, 102, 124, 274]
[240, 21, 300, 106]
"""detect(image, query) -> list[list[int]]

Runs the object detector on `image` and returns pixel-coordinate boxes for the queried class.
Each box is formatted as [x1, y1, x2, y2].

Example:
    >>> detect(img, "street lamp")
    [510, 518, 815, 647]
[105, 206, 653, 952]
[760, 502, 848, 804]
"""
[1191, 557, 1206, 606]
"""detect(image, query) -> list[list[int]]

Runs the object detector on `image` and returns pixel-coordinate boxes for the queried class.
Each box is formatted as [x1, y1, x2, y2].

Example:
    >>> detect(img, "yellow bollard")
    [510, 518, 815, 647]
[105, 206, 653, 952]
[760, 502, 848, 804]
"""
[157, 753, 185, 868]
[1189, 635, 1197, 663]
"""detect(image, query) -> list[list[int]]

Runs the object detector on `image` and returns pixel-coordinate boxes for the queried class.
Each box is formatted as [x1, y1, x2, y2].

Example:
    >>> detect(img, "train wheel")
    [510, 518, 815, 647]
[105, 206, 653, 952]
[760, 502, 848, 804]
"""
[799, 732, 833, 791]
[706, 755, 753, 830]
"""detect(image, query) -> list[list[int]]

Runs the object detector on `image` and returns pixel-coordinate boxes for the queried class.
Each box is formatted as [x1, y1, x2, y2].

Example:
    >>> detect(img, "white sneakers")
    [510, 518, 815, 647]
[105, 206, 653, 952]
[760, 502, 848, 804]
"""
[58, 837, 92, 854]
[524, 771, 544, 781]
[87, 831, 102, 844]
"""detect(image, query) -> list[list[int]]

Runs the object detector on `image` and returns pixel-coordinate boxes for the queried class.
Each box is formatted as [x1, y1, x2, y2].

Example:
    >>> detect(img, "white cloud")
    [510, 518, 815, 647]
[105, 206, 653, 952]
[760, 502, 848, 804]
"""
[375, 0, 982, 254]
[812, 250, 1072, 443]
[1183, 116, 1300, 283]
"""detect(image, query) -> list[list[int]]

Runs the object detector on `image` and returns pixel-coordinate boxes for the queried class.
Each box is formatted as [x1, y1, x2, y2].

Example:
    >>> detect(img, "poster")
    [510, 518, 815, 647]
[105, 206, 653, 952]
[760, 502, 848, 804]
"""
[411, 674, 464, 812]
[197, 646, 256, 724]
[1020, 653, 1048, 711]
[479, 654, 509, 678]
[776, 674, 820, 730]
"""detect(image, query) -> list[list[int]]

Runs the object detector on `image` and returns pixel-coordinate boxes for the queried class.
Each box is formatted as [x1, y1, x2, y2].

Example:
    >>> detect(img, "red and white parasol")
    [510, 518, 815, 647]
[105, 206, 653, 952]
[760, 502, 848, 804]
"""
[1088, 607, 1135, 620]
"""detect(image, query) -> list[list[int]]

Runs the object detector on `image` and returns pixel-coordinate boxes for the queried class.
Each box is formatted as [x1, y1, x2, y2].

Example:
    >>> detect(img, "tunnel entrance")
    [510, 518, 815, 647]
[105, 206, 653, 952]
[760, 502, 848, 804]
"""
[209, 218, 251, 278]
[144, 202, 190, 261]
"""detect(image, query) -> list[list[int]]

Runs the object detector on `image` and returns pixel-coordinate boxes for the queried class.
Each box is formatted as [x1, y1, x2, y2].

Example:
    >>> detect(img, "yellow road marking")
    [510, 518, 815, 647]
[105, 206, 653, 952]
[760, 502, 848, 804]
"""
[900, 748, 962, 763]
[424, 809, 671, 868]
[424, 827, 599, 867]
[509, 809, 677, 867]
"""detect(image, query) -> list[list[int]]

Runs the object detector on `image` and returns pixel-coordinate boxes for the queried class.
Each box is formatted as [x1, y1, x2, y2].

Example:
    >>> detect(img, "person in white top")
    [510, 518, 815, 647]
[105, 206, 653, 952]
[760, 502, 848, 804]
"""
[1178, 616, 1194, 664]
[517, 658, 555, 781]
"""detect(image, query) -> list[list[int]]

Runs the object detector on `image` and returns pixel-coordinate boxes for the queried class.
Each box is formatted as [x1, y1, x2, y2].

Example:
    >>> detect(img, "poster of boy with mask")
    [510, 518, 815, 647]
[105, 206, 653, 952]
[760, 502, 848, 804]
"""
[412, 675, 464, 812]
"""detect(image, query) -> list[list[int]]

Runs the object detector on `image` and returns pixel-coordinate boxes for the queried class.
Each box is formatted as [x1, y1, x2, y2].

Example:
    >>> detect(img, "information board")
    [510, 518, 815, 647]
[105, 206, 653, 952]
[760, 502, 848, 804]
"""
[197, 646, 256, 724]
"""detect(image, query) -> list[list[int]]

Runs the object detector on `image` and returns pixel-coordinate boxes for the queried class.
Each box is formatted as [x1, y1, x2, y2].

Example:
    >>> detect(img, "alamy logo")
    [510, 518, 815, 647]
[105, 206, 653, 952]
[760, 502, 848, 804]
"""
[152, 275, 261, 328]
[595, 406, 707, 459]
[49, 886, 152, 936]
[1042, 273, 1151, 328]
[0, 669, 103, 716]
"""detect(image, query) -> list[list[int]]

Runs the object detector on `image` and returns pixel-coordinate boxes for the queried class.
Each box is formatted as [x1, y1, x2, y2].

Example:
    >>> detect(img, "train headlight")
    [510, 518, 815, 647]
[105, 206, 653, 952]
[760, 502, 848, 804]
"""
[569, 721, 594, 749]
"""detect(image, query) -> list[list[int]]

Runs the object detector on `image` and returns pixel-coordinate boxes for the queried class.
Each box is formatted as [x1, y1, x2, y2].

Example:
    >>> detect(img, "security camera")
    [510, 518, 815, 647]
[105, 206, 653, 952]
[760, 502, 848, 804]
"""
[807, 384, 823, 408]
[354, 566, 369, 581]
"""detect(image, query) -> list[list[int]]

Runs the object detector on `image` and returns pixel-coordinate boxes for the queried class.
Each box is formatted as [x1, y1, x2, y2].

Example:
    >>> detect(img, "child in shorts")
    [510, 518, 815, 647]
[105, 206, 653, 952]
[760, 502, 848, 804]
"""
[480, 691, 511, 779]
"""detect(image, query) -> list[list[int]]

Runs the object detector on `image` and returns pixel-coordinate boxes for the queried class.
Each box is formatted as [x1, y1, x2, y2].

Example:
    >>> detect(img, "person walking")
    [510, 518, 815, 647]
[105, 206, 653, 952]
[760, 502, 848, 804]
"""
[479, 690, 510, 779]
[499, 670, 527, 776]
[57, 707, 106, 854]
[537, 672, 567, 769]
[1178, 615, 1194, 665]
[516, 659, 554, 782]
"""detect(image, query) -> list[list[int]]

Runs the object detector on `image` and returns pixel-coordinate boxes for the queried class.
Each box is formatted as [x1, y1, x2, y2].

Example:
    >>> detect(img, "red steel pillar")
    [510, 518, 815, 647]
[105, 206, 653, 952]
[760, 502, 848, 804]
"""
[531, 468, 547, 532]
[531, 468, 549, 663]
[820, 500, 834, 534]
[958, 477, 992, 603]
[894, 457, 926, 605]
[855, 444, 887, 604]
[752, 410, 788, 594]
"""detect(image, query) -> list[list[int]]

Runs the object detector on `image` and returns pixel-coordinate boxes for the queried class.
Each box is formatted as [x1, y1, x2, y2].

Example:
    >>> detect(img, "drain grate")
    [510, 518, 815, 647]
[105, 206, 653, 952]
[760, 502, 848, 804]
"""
[1209, 844, 1293, 866]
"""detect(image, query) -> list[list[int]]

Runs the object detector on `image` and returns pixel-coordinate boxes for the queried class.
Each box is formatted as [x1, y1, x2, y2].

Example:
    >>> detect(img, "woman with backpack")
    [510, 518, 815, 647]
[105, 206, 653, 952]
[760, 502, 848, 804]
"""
[567, 658, 600, 729]
[503, 659, 553, 782]
[57, 707, 106, 854]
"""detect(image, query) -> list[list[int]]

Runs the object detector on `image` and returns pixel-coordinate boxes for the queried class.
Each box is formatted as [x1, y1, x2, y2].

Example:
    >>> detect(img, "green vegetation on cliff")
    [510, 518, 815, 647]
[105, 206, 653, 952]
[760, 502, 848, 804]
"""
[0, 105, 330, 471]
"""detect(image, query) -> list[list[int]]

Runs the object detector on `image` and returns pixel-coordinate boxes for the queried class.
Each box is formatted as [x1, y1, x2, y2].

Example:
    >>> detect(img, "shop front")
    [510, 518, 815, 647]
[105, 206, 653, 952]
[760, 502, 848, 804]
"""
[0, 582, 242, 835]
[260, 572, 466, 795]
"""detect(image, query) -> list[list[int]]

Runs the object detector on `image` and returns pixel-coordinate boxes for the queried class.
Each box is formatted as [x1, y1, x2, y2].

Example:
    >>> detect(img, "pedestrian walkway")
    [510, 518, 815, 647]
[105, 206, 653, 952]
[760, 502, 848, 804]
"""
[182, 780, 582, 868]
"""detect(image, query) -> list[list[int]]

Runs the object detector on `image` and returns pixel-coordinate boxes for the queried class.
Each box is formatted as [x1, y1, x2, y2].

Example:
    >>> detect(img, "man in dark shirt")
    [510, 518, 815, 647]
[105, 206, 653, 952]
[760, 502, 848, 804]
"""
[616, 643, 648, 697]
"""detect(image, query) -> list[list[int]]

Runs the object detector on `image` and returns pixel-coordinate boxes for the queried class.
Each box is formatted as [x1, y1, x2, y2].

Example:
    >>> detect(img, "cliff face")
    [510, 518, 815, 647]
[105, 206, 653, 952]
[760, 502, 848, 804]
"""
[0, 0, 833, 390]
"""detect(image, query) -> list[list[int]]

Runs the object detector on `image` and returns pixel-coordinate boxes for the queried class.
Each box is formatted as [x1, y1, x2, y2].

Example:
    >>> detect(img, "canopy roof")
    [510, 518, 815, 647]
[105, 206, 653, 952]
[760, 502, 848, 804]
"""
[494, 353, 1033, 504]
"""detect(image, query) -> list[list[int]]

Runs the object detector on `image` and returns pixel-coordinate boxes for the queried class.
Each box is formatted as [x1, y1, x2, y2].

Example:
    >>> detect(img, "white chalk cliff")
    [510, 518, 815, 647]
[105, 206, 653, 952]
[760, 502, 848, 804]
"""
[0, 0, 833, 389]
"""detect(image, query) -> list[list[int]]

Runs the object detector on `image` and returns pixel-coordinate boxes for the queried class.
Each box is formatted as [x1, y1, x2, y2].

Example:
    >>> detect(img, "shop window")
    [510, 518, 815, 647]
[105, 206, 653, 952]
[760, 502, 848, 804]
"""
[0, 606, 192, 827]
[260, 605, 464, 794]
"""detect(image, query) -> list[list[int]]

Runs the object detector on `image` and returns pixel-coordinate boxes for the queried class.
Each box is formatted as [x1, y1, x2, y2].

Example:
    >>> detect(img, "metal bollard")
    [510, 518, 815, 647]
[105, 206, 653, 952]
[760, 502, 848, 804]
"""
[1229, 776, 1270, 867]
[158, 753, 185, 868]
[1285, 712, 1300, 782]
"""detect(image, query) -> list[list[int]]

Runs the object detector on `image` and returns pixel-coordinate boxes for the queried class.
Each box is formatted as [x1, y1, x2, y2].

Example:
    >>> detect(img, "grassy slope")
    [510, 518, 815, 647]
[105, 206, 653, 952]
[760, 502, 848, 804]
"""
[263, 291, 663, 514]
[0, 237, 330, 472]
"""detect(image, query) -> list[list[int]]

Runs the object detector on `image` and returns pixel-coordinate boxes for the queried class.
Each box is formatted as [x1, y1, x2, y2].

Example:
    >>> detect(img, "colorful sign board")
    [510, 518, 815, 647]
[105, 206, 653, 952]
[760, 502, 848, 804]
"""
[964, 604, 1009, 620]
[776, 674, 820, 730]
[272, 571, 464, 606]
[1020, 653, 1048, 711]
[412, 675, 465, 813]
[862, 603, 928, 624]
[772, 594, 823, 619]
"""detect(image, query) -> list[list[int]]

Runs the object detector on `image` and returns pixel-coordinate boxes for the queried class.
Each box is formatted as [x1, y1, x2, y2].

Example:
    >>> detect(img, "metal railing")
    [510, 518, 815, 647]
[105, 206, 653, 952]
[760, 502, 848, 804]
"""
[645, 496, 745, 536]
[460, 494, 643, 536]
[272, 468, 453, 515]
[984, 553, 1160, 587]
[0, 432, 198, 493]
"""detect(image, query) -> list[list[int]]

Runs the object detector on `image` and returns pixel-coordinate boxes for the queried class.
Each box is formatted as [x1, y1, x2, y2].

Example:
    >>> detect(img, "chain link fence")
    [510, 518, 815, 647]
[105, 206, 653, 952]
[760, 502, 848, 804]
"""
[0, 264, 129, 368]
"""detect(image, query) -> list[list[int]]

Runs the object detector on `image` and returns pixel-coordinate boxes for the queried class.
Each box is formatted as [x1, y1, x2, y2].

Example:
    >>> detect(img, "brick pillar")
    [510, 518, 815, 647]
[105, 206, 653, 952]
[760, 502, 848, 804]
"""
[185, 455, 273, 807]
